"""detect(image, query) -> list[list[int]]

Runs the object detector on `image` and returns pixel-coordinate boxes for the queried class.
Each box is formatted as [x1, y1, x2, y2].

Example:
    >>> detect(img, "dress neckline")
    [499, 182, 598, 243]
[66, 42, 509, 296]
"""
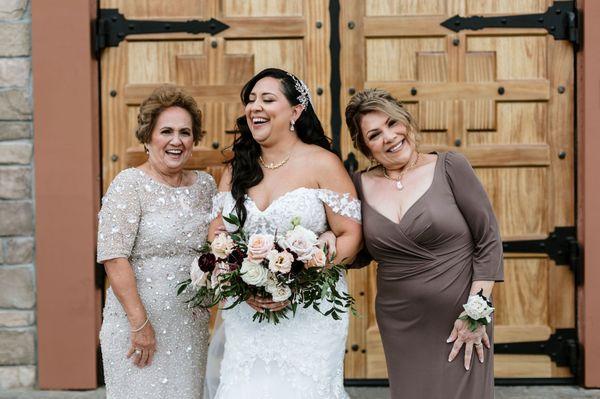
[135, 168, 200, 190]
[219, 187, 321, 213]
[358, 152, 441, 226]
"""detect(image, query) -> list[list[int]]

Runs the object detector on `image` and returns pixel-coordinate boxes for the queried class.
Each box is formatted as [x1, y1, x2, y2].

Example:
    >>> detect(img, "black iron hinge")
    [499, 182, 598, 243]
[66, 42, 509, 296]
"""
[441, 1, 582, 50]
[93, 9, 229, 56]
[495, 328, 580, 376]
[503, 226, 583, 285]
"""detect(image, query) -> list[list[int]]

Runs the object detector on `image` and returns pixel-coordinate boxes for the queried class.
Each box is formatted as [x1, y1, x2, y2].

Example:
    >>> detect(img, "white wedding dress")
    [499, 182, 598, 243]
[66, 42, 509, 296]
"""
[206, 187, 361, 399]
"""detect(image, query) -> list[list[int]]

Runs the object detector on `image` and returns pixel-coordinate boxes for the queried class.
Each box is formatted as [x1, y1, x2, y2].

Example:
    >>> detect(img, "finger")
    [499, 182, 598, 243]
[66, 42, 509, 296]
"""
[139, 349, 150, 368]
[147, 349, 155, 366]
[464, 343, 473, 371]
[132, 351, 142, 366]
[126, 346, 135, 359]
[448, 339, 463, 362]
[476, 343, 485, 363]
[482, 331, 491, 349]
[446, 327, 459, 343]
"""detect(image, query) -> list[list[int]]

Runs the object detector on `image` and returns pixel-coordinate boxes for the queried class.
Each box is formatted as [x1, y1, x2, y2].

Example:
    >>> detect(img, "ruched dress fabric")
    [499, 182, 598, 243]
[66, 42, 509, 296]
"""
[208, 188, 361, 399]
[352, 152, 503, 399]
[97, 168, 216, 399]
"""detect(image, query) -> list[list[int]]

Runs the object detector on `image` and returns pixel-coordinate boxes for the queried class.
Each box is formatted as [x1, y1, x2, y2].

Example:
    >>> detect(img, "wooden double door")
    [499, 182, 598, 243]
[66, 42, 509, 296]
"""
[100, 0, 577, 381]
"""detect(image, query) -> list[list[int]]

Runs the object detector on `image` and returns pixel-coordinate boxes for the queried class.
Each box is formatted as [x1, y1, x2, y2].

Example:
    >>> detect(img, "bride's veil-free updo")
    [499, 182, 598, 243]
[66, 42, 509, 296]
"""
[229, 68, 332, 227]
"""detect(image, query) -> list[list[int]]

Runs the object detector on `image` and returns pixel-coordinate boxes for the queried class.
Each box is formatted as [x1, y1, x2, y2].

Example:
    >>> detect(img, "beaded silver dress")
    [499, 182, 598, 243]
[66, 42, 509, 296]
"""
[97, 168, 216, 399]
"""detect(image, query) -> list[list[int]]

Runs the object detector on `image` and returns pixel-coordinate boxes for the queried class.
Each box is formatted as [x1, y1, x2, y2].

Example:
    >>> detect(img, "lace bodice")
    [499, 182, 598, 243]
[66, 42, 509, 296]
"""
[207, 188, 361, 399]
[211, 187, 361, 236]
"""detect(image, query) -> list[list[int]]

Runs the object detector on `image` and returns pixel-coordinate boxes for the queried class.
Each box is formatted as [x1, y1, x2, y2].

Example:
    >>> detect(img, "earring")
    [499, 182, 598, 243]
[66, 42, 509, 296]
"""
[289, 120, 295, 132]
[367, 157, 377, 171]
[144, 146, 149, 154]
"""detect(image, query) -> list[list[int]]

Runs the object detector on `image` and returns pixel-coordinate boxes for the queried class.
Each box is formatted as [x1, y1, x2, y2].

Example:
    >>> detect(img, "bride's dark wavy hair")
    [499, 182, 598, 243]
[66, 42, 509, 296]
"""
[229, 68, 332, 227]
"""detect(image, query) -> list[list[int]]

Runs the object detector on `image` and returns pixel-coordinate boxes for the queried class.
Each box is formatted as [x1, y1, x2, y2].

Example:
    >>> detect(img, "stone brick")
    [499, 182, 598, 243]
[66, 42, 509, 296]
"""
[0, 310, 34, 327]
[0, 267, 34, 308]
[0, 239, 3, 263]
[0, 58, 30, 86]
[0, 142, 32, 164]
[0, 1, 28, 21]
[4, 237, 33, 264]
[0, 23, 30, 56]
[0, 167, 30, 199]
[0, 366, 35, 389]
[0, 89, 31, 120]
[0, 122, 31, 140]
[0, 202, 33, 236]
[0, 330, 34, 365]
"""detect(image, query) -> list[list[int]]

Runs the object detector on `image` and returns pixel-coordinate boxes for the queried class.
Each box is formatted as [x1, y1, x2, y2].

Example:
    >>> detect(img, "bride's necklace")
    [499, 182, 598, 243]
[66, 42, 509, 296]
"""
[382, 153, 420, 191]
[259, 153, 291, 170]
[148, 162, 184, 188]
[259, 140, 298, 170]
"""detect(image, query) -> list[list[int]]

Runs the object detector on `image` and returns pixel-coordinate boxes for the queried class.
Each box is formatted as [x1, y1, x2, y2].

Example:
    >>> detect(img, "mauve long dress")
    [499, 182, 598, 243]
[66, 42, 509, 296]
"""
[352, 152, 504, 399]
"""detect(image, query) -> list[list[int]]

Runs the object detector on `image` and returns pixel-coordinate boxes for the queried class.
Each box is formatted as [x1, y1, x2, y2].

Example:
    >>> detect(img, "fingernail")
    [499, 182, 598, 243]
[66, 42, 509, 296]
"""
[448, 357, 451, 362]
[446, 337, 452, 343]
[465, 365, 469, 371]
[480, 358, 484, 363]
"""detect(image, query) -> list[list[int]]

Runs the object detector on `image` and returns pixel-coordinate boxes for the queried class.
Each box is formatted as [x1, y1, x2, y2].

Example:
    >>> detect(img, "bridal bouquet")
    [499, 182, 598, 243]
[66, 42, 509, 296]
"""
[178, 214, 355, 324]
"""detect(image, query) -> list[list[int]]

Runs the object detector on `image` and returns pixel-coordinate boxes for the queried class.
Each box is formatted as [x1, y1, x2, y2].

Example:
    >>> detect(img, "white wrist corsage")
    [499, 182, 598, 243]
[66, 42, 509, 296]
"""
[459, 289, 495, 332]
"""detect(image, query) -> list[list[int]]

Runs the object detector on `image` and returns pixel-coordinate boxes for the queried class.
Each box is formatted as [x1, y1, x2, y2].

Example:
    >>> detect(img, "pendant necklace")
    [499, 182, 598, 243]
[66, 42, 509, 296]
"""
[382, 153, 420, 190]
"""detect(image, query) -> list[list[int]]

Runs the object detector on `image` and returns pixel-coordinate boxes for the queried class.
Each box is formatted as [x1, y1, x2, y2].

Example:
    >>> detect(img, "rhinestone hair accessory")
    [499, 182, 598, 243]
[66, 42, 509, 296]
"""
[286, 72, 313, 110]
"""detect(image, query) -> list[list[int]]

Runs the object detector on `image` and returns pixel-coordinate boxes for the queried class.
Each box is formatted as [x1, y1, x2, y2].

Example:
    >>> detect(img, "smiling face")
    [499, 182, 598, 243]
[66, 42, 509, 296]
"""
[360, 110, 416, 169]
[244, 77, 302, 144]
[146, 106, 194, 173]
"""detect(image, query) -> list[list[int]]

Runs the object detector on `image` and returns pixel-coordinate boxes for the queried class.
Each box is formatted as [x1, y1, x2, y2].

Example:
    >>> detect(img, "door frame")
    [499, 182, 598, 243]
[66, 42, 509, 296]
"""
[31, 0, 600, 388]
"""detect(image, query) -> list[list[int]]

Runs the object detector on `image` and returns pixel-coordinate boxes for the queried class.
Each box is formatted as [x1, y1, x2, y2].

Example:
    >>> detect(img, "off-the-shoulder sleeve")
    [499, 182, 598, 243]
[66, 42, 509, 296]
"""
[97, 169, 141, 263]
[210, 191, 229, 221]
[316, 189, 362, 223]
[444, 152, 504, 281]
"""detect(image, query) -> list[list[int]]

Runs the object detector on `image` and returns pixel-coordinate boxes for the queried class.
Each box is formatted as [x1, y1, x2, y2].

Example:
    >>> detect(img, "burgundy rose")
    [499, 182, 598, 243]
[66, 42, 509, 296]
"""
[227, 248, 245, 266]
[290, 259, 304, 275]
[198, 253, 217, 272]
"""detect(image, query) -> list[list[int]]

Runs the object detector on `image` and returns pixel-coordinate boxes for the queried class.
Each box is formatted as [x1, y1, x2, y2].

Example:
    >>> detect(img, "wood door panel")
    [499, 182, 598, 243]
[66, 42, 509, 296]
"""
[101, 0, 331, 192]
[340, 0, 575, 379]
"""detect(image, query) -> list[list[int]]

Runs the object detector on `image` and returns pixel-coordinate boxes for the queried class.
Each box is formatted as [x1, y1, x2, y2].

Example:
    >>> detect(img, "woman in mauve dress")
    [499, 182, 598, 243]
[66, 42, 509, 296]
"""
[345, 88, 503, 399]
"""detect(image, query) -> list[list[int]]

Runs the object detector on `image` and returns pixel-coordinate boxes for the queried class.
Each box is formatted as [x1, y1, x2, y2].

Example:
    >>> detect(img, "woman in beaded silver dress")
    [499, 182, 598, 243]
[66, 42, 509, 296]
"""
[97, 86, 216, 399]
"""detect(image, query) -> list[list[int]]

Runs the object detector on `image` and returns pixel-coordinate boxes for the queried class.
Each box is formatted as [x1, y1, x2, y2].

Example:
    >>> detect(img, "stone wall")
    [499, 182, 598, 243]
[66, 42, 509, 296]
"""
[0, 0, 36, 390]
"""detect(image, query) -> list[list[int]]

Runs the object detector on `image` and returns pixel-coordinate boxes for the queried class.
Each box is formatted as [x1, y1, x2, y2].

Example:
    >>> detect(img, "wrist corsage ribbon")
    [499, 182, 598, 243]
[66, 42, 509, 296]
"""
[459, 289, 495, 332]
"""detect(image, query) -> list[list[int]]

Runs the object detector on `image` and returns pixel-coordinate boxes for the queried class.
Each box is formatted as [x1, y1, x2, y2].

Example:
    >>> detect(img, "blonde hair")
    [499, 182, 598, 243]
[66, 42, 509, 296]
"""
[345, 88, 419, 158]
[135, 85, 204, 145]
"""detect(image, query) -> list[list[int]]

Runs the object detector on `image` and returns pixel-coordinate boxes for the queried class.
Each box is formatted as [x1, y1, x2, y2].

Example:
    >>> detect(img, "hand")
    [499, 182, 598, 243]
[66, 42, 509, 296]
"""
[214, 224, 228, 236]
[446, 318, 491, 371]
[246, 295, 290, 313]
[317, 231, 337, 259]
[126, 319, 157, 368]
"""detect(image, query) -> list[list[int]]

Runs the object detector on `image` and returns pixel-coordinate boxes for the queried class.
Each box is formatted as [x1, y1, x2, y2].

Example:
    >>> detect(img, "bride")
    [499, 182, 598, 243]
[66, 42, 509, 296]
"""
[206, 68, 363, 398]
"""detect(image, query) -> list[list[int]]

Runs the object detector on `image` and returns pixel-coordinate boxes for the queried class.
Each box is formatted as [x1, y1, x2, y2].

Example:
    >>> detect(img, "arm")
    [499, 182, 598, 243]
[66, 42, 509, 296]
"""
[443, 152, 503, 370]
[315, 151, 363, 265]
[208, 166, 231, 241]
[97, 170, 155, 368]
[104, 258, 156, 368]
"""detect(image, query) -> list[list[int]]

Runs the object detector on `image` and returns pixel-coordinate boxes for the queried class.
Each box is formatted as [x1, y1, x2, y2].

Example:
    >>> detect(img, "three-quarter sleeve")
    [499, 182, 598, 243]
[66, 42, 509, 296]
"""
[97, 169, 141, 263]
[445, 152, 504, 281]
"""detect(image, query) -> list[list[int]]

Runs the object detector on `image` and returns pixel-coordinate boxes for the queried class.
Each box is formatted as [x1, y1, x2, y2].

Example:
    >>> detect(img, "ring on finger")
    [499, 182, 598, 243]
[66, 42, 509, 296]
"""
[134, 348, 142, 355]
[474, 342, 483, 348]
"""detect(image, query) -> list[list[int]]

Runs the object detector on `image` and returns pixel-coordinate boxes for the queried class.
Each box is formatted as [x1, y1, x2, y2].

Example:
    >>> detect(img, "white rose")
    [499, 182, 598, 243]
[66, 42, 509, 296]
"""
[266, 249, 294, 274]
[270, 284, 292, 302]
[264, 272, 279, 294]
[278, 225, 318, 261]
[211, 233, 235, 259]
[240, 259, 269, 287]
[190, 258, 208, 289]
[306, 247, 327, 268]
[247, 233, 275, 262]
[463, 295, 495, 322]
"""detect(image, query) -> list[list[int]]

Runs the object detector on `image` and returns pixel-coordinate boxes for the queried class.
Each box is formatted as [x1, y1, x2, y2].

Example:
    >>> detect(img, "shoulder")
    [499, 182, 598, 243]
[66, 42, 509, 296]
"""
[443, 151, 470, 166]
[107, 168, 141, 192]
[302, 145, 341, 169]
[194, 170, 217, 187]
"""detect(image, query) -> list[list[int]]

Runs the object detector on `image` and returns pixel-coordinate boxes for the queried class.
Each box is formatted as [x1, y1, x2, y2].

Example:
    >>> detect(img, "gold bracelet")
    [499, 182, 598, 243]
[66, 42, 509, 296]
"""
[131, 316, 149, 332]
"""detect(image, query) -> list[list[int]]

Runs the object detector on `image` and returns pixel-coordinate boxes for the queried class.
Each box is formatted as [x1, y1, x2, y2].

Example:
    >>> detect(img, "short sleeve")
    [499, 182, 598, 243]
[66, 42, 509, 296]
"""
[97, 169, 142, 263]
[316, 189, 362, 223]
[444, 152, 504, 282]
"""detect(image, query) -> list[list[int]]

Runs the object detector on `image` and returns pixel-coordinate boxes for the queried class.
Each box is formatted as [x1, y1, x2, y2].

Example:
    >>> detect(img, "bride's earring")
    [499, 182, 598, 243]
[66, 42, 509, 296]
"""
[144, 145, 149, 155]
[289, 119, 295, 132]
